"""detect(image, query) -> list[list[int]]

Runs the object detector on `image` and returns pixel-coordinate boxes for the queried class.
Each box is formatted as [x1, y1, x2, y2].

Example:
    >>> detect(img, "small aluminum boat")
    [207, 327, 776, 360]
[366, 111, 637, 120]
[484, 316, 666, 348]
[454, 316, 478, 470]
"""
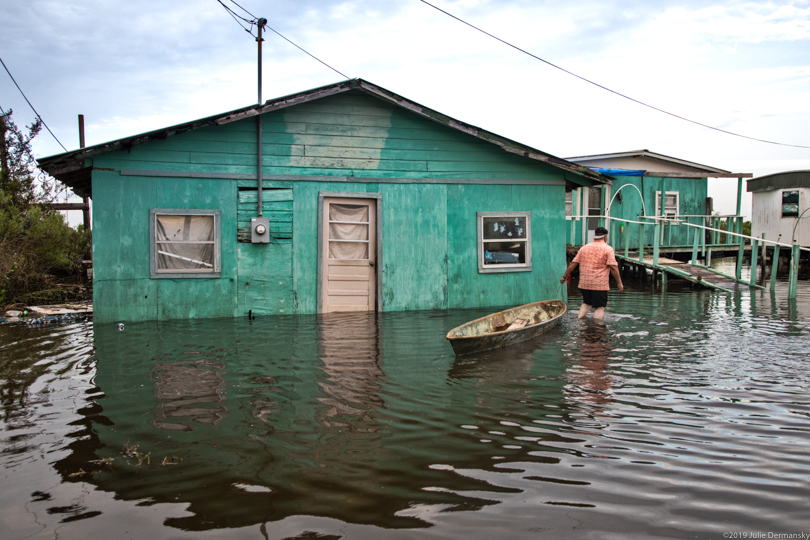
[446, 300, 567, 356]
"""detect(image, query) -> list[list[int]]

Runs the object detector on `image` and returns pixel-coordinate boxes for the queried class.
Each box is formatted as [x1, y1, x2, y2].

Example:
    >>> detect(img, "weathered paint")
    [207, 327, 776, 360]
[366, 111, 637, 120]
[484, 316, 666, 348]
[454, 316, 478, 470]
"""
[88, 91, 586, 322]
[566, 175, 709, 249]
[751, 188, 810, 247]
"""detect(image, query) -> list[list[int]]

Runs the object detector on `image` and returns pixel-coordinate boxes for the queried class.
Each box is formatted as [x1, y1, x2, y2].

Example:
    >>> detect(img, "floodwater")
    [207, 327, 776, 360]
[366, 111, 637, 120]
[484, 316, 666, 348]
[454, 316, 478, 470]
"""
[1, 263, 809, 539]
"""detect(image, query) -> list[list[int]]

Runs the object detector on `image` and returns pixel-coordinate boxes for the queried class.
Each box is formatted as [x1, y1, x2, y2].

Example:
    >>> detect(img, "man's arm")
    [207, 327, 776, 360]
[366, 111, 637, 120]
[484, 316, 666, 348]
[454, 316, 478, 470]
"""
[609, 265, 624, 292]
[561, 261, 579, 284]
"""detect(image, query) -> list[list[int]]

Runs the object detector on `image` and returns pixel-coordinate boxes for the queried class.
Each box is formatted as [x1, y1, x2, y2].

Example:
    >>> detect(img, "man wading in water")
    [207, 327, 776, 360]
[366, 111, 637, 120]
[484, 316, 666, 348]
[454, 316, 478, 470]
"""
[560, 226, 624, 319]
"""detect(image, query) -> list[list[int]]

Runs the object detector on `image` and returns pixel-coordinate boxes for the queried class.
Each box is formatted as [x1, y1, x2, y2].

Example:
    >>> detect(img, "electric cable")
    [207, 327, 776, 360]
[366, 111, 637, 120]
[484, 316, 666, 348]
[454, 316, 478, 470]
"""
[0, 56, 68, 152]
[263, 25, 350, 79]
[418, 0, 810, 150]
[216, 0, 256, 35]
[213, 0, 349, 79]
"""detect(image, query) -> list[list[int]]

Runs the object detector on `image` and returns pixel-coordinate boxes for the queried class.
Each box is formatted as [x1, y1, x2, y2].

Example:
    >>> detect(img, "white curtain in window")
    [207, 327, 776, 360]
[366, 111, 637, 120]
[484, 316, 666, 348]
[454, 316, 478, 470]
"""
[156, 215, 215, 271]
[328, 204, 369, 260]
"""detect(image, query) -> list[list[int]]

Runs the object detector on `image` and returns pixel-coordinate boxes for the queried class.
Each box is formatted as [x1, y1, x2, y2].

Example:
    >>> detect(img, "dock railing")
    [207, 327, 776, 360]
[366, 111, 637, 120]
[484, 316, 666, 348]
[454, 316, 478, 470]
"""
[571, 214, 808, 298]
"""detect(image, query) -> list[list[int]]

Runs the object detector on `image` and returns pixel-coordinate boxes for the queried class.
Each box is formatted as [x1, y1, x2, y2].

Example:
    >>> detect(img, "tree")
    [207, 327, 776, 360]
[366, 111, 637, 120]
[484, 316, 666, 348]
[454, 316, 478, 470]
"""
[1, 110, 91, 309]
[0, 111, 56, 209]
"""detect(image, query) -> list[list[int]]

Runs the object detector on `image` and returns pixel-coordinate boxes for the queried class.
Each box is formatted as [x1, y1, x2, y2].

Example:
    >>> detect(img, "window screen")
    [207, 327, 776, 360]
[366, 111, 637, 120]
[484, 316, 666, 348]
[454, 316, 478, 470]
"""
[782, 191, 799, 218]
[150, 209, 220, 278]
[477, 212, 532, 273]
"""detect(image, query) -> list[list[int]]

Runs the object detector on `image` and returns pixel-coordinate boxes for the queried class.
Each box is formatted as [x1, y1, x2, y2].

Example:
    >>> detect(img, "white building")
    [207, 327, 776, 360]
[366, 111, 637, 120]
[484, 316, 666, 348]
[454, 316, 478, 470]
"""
[748, 170, 810, 247]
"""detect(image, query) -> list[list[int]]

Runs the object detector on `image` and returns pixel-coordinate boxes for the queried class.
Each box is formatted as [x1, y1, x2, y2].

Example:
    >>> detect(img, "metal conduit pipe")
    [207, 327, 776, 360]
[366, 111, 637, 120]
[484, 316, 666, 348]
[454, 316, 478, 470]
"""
[256, 18, 267, 218]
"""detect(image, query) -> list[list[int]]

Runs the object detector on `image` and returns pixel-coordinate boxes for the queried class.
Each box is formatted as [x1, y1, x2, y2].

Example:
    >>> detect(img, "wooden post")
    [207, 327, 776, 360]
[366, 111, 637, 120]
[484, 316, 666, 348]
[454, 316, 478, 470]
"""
[638, 223, 645, 263]
[581, 188, 588, 246]
[661, 269, 667, 290]
[749, 239, 759, 286]
[735, 220, 744, 280]
[624, 223, 630, 258]
[570, 190, 578, 245]
[760, 234, 767, 271]
[701, 219, 706, 258]
[770, 244, 780, 289]
[77, 114, 91, 232]
[691, 228, 700, 266]
[788, 243, 800, 299]
[653, 221, 660, 267]
[726, 217, 733, 245]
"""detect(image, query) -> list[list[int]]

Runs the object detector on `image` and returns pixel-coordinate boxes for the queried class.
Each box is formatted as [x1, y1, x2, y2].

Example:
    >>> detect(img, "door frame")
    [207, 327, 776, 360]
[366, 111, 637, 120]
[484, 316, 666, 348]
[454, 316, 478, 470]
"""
[317, 191, 383, 314]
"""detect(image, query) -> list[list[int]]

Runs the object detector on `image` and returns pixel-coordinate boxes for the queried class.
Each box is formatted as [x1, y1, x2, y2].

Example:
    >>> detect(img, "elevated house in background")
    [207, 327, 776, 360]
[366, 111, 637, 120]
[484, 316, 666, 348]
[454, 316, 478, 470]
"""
[38, 78, 610, 323]
[748, 170, 810, 248]
[564, 149, 751, 250]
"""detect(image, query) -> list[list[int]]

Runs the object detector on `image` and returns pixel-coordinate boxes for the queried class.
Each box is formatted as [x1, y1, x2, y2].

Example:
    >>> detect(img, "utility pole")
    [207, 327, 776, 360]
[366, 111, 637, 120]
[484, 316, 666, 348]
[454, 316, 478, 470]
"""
[256, 17, 267, 218]
[78, 114, 91, 231]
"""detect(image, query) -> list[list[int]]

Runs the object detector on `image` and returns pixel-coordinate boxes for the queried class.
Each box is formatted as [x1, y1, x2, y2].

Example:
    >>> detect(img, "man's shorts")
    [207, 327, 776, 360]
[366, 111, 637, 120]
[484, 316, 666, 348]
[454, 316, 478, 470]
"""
[580, 289, 608, 308]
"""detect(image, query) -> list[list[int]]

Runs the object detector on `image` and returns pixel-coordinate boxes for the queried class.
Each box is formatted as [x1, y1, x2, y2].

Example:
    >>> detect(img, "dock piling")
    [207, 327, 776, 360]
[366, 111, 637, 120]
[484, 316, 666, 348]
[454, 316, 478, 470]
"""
[789, 244, 800, 299]
[750, 239, 759, 286]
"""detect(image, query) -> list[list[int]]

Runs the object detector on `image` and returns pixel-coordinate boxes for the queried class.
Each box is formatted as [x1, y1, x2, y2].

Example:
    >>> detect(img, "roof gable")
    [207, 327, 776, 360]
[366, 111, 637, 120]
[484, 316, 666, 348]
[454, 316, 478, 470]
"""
[567, 149, 750, 179]
[38, 79, 609, 198]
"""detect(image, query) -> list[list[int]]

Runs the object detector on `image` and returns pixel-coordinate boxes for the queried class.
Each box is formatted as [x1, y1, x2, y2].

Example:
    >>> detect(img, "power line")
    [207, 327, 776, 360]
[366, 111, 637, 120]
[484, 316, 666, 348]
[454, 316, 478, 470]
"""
[213, 0, 349, 80]
[228, 0, 257, 20]
[216, 0, 256, 35]
[264, 24, 350, 80]
[0, 56, 68, 152]
[418, 0, 810, 150]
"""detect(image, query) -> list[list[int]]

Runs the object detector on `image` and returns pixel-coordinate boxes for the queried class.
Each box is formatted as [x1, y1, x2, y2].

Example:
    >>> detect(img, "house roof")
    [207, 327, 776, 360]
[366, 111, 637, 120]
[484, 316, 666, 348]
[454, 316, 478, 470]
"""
[566, 149, 751, 179]
[38, 78, 610, 198]
[747, 170, 810, 192]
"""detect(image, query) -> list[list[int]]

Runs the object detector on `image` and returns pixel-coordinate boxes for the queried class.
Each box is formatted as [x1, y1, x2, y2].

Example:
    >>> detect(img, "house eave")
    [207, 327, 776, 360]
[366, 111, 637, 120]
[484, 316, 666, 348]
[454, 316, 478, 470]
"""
[37, 78, 612, 196]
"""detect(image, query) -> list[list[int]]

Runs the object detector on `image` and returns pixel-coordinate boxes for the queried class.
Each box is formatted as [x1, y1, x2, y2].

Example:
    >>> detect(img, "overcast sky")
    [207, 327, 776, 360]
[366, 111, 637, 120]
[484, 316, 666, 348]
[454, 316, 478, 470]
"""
[3, 0, 809, 221]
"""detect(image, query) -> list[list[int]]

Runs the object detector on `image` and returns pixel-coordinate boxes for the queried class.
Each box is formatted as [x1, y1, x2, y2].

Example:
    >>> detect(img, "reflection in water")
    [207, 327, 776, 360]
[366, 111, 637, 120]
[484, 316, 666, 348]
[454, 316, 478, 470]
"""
[150, 357, 227, 431]
[316, 312, 383, 431]
[1, 276, 810, 539]
[568, 319, 613, 407]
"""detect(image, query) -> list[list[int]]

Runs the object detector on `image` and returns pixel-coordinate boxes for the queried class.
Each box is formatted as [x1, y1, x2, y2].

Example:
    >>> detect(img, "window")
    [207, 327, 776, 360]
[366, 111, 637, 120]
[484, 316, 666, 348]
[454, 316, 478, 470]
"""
[782, 190, 799, 218]
[655, 191, 680, 221]
[150, 209, 221, 278]
[565, 190, 573, 219]
[477, 212, 532, 273]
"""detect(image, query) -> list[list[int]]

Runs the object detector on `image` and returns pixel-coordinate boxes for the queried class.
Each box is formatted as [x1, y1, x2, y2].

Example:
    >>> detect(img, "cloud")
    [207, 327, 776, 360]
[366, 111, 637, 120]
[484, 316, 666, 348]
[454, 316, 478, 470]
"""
[1, 0, 808, 201]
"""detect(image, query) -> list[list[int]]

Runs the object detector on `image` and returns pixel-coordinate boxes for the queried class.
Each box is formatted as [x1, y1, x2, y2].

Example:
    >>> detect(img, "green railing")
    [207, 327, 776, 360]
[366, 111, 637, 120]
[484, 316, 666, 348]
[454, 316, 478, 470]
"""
[585, 215, 809, 299]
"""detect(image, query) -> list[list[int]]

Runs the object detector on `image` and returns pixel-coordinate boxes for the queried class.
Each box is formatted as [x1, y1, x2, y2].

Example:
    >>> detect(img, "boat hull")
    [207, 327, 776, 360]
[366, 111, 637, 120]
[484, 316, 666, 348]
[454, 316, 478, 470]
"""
[446, 300, 567, 356]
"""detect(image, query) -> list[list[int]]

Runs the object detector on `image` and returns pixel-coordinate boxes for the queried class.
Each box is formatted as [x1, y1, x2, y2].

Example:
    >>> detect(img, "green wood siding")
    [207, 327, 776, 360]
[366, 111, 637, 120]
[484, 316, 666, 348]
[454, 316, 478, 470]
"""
[90, 91, 578, 322]
[566, 176, 709, 249]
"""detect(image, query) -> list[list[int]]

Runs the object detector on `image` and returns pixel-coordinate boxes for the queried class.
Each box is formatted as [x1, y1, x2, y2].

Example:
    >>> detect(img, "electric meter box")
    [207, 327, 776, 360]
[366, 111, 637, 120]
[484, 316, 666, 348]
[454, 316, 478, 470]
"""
[251, 217, 270, 244]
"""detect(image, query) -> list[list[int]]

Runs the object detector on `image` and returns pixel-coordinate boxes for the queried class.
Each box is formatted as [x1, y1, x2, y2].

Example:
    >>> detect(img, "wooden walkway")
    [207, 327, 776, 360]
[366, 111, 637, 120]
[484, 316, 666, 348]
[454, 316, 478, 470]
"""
[616, 253, 756, 292]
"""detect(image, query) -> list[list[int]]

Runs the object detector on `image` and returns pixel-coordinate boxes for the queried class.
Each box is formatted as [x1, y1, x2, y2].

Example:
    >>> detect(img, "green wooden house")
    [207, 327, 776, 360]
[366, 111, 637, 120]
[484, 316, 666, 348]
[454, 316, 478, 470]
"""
[564, 150, 750, 249]
[38, 79, 609, 323]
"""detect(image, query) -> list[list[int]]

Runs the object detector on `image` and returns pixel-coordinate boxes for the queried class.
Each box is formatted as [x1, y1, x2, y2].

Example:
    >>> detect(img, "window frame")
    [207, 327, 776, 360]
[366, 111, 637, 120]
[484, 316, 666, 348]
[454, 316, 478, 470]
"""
[477, 211, 532, 274]
[781, 190, 800, 218]
[149, 208, 221, 279]
[655, 191, 680, 221]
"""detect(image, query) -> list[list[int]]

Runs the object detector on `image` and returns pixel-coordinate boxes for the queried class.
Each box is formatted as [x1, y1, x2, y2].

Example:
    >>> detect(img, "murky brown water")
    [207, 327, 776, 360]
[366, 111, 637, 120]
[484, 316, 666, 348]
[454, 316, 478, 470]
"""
[1, 264, 809, 539]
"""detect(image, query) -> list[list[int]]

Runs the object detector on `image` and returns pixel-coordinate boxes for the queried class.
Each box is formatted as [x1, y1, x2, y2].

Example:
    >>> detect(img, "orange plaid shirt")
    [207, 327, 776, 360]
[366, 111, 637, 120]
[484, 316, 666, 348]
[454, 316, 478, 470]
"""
[572, 241, 618, 291]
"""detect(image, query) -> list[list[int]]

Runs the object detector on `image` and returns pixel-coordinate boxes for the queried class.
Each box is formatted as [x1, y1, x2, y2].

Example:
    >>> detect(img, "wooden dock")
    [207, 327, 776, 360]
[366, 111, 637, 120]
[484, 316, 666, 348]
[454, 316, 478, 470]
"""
[616, 253, 758, 292]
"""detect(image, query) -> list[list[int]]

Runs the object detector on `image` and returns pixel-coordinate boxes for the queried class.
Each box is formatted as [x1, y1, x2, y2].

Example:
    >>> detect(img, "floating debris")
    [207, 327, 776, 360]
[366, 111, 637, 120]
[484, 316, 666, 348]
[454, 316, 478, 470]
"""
[161, 456, 181, 466]
[122, 442, 150, 466]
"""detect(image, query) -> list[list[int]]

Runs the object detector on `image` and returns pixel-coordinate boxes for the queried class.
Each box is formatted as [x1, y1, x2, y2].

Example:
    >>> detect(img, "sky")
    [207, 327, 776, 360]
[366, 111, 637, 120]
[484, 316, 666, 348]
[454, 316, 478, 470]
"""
[2, 0, 809, 224]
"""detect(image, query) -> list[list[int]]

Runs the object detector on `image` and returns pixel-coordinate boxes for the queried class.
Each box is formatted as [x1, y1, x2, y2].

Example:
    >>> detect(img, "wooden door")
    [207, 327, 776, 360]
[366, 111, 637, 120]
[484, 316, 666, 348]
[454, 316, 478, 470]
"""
[321, 197, 376, 313]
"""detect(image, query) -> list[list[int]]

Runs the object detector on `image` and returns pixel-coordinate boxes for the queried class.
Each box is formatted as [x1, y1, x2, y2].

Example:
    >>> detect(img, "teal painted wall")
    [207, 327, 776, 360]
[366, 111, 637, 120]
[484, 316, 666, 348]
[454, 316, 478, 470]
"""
[90, 91, 577, 322]
[565, 176, 709, 249]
